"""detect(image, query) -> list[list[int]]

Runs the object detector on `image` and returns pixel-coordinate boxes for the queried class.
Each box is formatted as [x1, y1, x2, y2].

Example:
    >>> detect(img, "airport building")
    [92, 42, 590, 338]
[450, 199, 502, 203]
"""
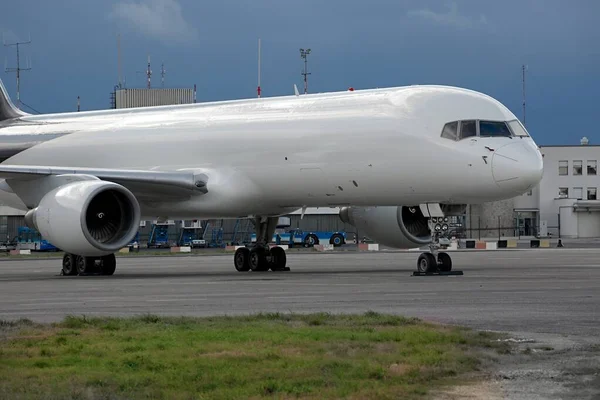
[110, 87, 196, 109]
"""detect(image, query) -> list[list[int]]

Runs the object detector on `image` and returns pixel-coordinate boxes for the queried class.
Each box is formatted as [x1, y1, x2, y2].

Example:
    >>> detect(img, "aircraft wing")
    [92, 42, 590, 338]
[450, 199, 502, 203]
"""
[0, 164, 208, 201]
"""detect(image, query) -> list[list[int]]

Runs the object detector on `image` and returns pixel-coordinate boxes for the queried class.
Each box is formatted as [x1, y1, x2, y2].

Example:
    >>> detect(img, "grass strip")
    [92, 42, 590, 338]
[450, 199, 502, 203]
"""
[0, 312, 510, 399]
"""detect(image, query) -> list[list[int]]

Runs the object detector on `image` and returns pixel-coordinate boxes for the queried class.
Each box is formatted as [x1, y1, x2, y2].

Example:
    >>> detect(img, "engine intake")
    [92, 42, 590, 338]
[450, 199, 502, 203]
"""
[27, 180, 141, 256]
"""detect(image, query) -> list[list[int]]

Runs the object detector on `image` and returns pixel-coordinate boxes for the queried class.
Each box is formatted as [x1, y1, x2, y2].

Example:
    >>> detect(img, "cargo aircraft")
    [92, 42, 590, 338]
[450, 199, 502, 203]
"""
[0, 78, 542, 276]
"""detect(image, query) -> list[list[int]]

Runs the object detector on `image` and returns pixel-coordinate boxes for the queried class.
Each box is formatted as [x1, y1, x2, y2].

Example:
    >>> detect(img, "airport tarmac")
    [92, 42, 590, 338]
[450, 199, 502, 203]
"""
[1, 249, 599, 399]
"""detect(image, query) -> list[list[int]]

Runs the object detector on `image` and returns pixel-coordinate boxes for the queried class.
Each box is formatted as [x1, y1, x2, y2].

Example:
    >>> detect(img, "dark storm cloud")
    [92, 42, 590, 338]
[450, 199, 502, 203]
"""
[0, 0, 598, 145]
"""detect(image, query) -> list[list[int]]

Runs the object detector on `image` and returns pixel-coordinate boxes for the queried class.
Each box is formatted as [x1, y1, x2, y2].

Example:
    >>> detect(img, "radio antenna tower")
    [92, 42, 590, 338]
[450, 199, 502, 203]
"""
[522, 64, 527, 127]
[161, 62, 165, 87]
[257, 38, 261, 98]
[299, 48, 311, 94]
[3, 33, 32, 108]
[146, 55, 152, 89]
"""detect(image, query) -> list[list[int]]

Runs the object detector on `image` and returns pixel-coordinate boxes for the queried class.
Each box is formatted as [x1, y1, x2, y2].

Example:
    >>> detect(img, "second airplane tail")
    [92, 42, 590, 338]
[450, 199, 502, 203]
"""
[0, 78, 28, 122]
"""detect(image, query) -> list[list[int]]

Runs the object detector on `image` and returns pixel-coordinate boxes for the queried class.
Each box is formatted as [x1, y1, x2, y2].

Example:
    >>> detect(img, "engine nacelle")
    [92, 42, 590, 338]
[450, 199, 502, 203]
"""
[340, 205, 464, 249]
[26, 180, 141, 256]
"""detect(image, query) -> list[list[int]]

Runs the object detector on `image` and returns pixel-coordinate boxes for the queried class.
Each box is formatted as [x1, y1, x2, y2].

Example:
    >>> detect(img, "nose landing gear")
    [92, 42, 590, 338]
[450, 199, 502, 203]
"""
[414, 208, 463, 276]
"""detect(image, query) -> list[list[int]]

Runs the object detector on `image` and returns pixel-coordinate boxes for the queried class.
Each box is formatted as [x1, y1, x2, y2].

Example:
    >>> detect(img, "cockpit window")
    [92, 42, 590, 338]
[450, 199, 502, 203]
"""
[479, 121, 512, 138]
[441, 121, 458, 140]
[507, 119, 529, 137]
[459, 120, 477, 139]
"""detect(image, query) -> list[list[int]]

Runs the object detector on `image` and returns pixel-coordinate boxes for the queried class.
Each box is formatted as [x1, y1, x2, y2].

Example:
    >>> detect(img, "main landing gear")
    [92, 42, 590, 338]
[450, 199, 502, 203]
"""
[416, 216, 454, 274]
[61, 253, 117, 276]
[233, 216, 289, 272]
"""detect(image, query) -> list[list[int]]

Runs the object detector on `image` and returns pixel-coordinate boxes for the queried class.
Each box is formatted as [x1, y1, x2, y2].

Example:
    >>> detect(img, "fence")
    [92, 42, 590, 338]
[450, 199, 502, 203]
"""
[461, 216, 560, 240]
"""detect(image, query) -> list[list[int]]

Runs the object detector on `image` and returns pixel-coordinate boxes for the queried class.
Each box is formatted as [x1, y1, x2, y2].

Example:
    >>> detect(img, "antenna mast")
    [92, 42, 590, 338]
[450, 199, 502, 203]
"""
[257, 38, 261, 98]
[117, 34, 122, 88]
[299, 48, 311, 94]
[3, 34, 32, 108]
[146, 55, 152, 89]
[522, 64, 526, 127]
[161, 62, 165, 87]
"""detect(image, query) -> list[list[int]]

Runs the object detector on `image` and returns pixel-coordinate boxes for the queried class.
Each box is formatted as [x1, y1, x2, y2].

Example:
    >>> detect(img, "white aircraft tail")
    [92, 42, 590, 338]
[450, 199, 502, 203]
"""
[0, 78, 28, 121]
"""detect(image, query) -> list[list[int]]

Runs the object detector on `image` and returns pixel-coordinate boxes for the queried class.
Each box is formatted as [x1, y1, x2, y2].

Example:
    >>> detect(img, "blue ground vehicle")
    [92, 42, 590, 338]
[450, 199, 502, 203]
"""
[147, 225, 170, 248]
[17, 226, 59, 251]
[251, 229, 346, 247]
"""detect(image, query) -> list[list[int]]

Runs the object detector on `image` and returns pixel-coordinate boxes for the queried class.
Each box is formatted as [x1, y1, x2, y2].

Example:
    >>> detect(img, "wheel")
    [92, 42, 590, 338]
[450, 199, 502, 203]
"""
[303, 234, 319, 248]
[437, 252, 452, 272]
[417, 252, 438, 273]
[330, 234, 344, 247]
[234, 247, 250, 272]
[249, 247, 269, 271]
[62, 253, 78, 276]
[269, 246, 287, 271]
[100, 254, 117, 275]
[75, 255, 92, 275]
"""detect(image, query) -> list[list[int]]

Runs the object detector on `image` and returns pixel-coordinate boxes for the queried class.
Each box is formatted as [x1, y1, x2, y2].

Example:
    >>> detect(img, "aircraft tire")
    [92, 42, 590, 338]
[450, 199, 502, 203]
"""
[75, 255, 93, 275]
[417, 252, 437, 273]
[269, 247, 287, 271]
[100, 254, 117, 276]
[234, 247, 250, 272]
[62, 253, 78, 276]
[249, 247, 269, 271]
[437, 252, 452, 272]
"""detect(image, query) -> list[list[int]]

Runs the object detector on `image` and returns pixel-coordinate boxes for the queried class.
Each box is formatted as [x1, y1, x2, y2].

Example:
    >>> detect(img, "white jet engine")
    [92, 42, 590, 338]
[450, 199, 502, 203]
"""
[339, 205, 464, 248]
[25, 180, 141, 256]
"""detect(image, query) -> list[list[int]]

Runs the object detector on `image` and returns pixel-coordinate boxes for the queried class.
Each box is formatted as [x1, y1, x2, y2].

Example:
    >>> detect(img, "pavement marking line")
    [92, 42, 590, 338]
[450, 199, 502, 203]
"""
[266, 295, 326, 300]
[147, 298, 208, 302]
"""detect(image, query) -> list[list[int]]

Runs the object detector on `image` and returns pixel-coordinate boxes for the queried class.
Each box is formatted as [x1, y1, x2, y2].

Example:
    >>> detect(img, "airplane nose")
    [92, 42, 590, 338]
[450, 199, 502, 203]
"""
[492, 142, 543, 195]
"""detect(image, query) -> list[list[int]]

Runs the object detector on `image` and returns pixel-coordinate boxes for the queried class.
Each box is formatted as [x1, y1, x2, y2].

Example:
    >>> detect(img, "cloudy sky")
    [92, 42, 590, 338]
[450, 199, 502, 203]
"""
[1, 0, 598, 145]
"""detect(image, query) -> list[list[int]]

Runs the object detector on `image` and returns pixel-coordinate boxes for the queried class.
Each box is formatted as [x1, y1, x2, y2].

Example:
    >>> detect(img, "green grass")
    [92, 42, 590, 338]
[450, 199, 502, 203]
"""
[0, 312, 510, 400]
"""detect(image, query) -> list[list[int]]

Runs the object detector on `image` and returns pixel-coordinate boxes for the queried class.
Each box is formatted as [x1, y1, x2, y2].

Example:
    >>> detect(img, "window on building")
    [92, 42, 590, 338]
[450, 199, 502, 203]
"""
[440, 121, 458, 140]
[459, 120, 477, 139]
[479, 121, 512, 137]
[588, 188, 597, 200]
[559, 187, 569, 198]
[573, 160, 583, 175]
[573, 187, 583, 199]
[558, 161, 568, 175]
[587, 160, 597, 175]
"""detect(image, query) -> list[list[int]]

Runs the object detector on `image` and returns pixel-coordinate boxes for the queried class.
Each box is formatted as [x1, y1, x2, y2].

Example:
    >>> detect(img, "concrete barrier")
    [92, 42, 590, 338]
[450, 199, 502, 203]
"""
[530, 239, 540, 248]
[507, 239, 518, 248]
[486, 242, 498, 250]
[540, 239, 550, 248]
[269, 244, 289, 250]
[475, 241, 487, 249]
[314, 244, 334, 251]
[119, 247, 130, 253]
[169, 246, 191, 253]
[19, 249, 31, 255]
[497, 240, 507, 248]
[367, 244, 379, 251]
[465, 240, 475, 248]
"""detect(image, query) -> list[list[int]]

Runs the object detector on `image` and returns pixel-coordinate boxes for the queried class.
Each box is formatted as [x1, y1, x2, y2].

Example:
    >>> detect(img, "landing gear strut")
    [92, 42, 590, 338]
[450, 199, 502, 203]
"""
[61, 253, 117, 276]
[416, 216, 453, 274]
[233, 216, 289, 272]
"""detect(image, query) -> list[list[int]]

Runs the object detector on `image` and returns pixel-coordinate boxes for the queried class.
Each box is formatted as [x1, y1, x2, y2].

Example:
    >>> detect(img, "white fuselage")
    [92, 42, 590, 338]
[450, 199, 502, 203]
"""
[0, 85, 543, 218]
